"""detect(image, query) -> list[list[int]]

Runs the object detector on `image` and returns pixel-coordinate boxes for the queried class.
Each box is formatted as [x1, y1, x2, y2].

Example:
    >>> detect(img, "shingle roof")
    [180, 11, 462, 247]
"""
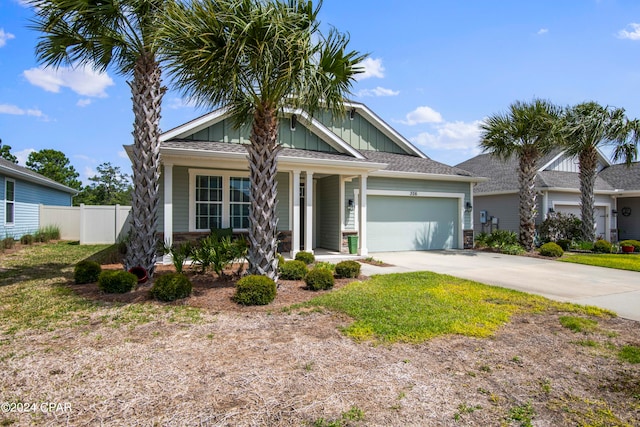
[456, 150, 615, 193]
[161, 140, 478, 178]
[598, 162, 640, 191]
[0, 157, 77, 194]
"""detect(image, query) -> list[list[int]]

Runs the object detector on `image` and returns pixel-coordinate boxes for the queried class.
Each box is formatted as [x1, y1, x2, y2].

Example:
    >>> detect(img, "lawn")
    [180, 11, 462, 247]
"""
[1, 242, 639, 426]
[559, 252, 640, 272]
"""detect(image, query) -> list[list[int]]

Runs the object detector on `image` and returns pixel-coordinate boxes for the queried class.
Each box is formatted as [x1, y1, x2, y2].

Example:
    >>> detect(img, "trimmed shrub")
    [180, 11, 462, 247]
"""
[150, 273, 193, 301]
[335, 260, 361, 278]
[20, 234, 34, 245]
[539, 242, 564, 258]
[593, 239, 612, 254]
[74, 260, 102, 284]
[620, 240, 640, 252]
[556, 239, 571, 251]
[305, 268, 335, 291]
[279, 260, 308, 280]
[233, 275, 276, 305]
[277, 253, 286, 267]
[314, 261, 335, 273]
[98, 270, 137, 294]
[295, 251, 315, 265]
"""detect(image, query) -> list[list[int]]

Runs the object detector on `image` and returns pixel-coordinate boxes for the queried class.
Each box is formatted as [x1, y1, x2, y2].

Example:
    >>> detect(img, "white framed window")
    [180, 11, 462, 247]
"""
[189, 169, 250, 231]
[5, 179, 15, 225]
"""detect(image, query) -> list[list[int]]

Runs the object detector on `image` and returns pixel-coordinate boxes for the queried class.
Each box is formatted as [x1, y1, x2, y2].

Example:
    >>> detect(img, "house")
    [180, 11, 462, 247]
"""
[131, 101, 482, 258]
[456, 149, 640, 241]
[0, 157, 77, 239]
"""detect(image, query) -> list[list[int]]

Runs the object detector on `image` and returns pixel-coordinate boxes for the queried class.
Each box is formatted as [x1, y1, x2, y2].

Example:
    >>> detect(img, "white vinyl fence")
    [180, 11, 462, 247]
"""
[40, 204, 132, 244]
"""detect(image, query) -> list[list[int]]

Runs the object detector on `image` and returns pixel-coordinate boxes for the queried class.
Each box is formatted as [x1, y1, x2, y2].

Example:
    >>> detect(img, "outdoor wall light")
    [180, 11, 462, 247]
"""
[348, 199, 354, 210]
[548, 207, 555, 213]
[465, 202, 472, 211]
[612, 209, 618, 216]
[290, 114, 297, 131]
[349, 108, 356, 120]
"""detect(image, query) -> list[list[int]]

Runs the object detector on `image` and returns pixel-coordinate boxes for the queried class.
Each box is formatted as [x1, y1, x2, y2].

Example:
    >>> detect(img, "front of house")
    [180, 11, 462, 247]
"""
[138, 102, 481, 257]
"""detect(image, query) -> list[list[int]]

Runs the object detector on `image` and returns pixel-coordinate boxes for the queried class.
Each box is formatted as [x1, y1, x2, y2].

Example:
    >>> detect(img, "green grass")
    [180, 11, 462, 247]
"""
[618, 345, 640, 364]
[0, 242, 201, 335]
[559, 315, 599, 333]
[558, 252, 640, 271]
[296, 272, 611, 344]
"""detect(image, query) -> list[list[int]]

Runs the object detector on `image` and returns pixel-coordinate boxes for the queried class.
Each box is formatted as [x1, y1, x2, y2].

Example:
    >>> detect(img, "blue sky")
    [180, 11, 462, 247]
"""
[1, 0, 640, 185]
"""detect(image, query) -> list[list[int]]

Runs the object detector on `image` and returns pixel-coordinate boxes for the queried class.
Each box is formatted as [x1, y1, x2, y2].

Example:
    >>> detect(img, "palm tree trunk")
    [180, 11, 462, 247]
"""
[125, 52, 164, 276]
[518, 152, 538, 251]
[247, 105, 282, 281]
[579, 148, 598, 241]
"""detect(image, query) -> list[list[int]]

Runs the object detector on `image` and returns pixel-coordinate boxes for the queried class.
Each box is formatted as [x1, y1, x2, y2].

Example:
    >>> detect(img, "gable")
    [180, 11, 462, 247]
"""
[542, 150, 610, 173]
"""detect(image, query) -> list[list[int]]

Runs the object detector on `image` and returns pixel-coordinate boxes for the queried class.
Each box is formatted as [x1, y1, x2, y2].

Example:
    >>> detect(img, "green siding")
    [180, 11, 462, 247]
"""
[344, 179, 359, 230]
[317, 175, 340, 250]
[275, 172, 289, 231]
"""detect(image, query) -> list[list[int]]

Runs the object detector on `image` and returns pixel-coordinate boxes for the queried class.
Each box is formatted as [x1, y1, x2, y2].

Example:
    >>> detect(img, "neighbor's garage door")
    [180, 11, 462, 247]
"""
[367, 196, 459, 252]
[555, 205, 607, 239]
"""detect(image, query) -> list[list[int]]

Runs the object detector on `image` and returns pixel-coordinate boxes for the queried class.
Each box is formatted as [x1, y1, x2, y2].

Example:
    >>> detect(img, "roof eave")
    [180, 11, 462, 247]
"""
[0, 164, 78, 195]
[371, 169, 485, 182]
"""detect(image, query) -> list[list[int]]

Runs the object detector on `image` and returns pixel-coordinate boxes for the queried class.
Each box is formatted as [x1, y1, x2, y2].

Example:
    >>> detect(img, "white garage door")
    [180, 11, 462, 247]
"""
[367, 196, 459, 252]
[555, 205, 607, 239]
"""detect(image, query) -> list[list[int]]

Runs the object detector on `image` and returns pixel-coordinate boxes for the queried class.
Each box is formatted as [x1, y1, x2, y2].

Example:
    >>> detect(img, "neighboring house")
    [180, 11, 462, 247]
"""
[0, 157, 77, 239]
[456, 149, 640, 241]
[127, 101, 482, 257]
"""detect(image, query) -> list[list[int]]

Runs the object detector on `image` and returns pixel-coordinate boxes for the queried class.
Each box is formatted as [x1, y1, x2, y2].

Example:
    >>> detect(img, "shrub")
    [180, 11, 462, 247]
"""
[295, 251, 315, 265]
[1, 237, 15, 250]
[474, 231, 489, 248]
[279, 260, 308, 280]
[150, 273, 193, 301]
[501, 244, 525, 255]
[619, 240, 640, 252]
[593, 239, 612, 254]
[335, 260, 361, 278]
[164, 241, 192, 274]
[74, 260, 102, 284]
[539, 242, 564, 258]
[34, 225, 61, 243]
[538, 212, 582, 244]
[97, 270, 137, 293]
[556, 239, 571, 251]
[191, 233, 248, 277]
[486, 229, 519, 248]
[233, 275, 276, 305]
[314, 261, 335, 273]
[305, 268, 335, 291]
[20, 234, 34, 245]
[573, 240, 594, 251]
[277, 253, 286, 267]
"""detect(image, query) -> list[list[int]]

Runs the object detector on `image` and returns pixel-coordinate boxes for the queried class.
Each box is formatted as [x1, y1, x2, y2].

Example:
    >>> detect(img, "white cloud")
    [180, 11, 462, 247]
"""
[118, 150, 129, 159]
[77, 98, 92, 107]
[15, 148, 35, 165]
[400, 106, 444, 125]
[23, 64, 114, 97]
[0, 103, 48, 120]
[356, 57, 385, 80]
[356, 86, 399, 97]
[537, 28, 549, 35]
[0, 29, 15, 47]
[617, 23, 640, 40]
[166, 97, 198, 109]
[83, 166, 97, 181]
[410, 120, 483, 154]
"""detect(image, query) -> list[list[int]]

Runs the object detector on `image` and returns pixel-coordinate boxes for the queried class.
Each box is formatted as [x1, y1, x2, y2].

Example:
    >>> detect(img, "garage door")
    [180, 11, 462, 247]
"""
[555, 205, 607, 240]
[367, 196, 459, 252]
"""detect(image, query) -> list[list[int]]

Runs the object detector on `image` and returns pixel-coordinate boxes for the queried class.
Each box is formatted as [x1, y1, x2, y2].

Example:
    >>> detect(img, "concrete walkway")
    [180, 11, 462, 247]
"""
[355, 250, 640, 322]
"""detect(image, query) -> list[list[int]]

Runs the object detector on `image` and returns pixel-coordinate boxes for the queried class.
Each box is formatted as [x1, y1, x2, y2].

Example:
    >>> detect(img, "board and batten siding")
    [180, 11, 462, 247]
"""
[316, 111, 405, 154]
[546, 155, 608, 173]
[316, 175, 340, 251]
[183, 118, 337, 153]
[1, 174, 72, 238]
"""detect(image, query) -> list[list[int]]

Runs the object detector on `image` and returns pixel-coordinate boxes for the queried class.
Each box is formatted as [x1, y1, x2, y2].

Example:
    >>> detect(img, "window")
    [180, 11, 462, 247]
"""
[5, 179, 15, 225]
[195, 175, 222, 230]
[230, 177, 250, 229]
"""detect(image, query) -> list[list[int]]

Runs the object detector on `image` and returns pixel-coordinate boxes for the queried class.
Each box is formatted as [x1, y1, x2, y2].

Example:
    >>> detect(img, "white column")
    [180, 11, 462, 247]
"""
[358, 174, 368, 256]
[291, 170, 301, 258]
[305, 171, 314, 253]
[163, 163, 174, 265]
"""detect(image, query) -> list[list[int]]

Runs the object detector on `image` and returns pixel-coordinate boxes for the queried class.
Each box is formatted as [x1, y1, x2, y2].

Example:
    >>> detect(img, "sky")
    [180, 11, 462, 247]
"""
[1, 0, 640, 186]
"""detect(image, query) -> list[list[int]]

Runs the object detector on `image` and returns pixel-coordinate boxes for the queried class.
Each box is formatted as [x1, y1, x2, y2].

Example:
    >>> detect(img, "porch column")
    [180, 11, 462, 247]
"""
[163, 163, 173, 265]
[305, 171, 314, 253]
[358, 174, 368, 256]
[291, 170, 301, 258]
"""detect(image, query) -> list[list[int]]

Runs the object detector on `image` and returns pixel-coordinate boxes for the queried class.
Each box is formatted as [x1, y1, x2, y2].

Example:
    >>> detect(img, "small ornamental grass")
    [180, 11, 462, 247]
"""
[150, 273, 193, 302]
[335, 260, 361, 278]
[305, 268, 334, 291]
[294, 251, 315, 265]
[233, 275, 276, 306]
[98, 270, 137, 294]
[539, 242, 564, 258]
[279, 260, 308, 280]
[74, 260, 102, 284]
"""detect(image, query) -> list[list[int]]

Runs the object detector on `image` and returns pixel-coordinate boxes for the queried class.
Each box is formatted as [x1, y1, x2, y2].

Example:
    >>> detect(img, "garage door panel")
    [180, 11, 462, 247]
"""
[367, 196, 458, 252]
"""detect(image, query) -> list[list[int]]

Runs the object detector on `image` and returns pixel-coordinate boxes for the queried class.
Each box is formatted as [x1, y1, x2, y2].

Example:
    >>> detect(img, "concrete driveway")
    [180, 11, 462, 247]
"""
[358, 250, 640, 322]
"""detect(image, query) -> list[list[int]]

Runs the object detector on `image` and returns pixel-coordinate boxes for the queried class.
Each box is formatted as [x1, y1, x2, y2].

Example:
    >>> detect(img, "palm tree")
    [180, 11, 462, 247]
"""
[29, 0, 166, 275]
[480, 99, 562, 251]
[562, 102, 637, 242]
[158, 0, 365, 280]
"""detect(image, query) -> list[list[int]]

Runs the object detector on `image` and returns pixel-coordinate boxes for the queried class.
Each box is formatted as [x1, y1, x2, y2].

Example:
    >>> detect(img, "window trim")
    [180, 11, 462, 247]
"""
[5, 178, 15, 226]
[188, 169, 250, 232]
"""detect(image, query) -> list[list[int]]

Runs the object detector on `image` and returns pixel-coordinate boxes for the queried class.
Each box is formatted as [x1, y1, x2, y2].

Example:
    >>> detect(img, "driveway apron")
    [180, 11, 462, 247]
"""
[358, 250, 640, 322]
